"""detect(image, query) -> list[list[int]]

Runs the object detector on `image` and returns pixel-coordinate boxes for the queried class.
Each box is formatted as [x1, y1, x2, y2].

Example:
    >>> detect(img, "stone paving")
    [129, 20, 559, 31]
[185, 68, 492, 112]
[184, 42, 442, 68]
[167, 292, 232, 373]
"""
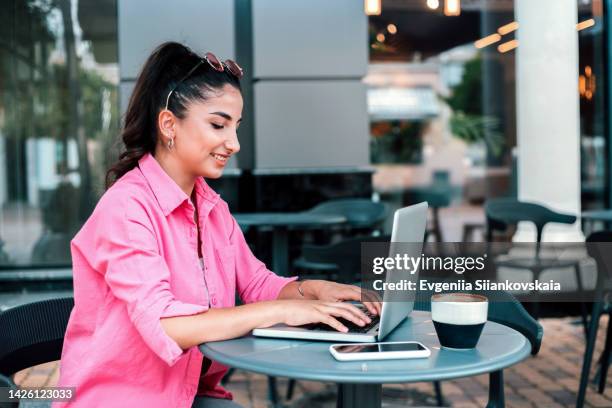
[11, 315, 612, 407]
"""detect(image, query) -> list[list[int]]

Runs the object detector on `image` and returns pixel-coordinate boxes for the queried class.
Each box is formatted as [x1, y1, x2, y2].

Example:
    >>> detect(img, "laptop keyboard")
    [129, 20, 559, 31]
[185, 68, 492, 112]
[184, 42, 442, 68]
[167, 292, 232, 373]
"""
[301, 311, 380, 333]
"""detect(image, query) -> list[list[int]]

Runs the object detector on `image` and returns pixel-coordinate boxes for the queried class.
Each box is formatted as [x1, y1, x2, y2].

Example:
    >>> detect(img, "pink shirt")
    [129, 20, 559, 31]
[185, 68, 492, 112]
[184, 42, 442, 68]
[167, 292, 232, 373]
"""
[54, 153, 297, 407]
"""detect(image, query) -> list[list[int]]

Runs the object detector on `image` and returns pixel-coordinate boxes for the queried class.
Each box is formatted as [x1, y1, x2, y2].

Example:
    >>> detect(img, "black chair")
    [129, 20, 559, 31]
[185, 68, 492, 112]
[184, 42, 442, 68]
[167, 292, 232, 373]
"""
[294, 235, 391, 284]
[485, 198, 588, 333]
[577, 231, 612, 408]
[0, 297, 74, 407]
[485, 198, 576, 244]
[403, 188, 451, 242]
[415, 288, 543, 407]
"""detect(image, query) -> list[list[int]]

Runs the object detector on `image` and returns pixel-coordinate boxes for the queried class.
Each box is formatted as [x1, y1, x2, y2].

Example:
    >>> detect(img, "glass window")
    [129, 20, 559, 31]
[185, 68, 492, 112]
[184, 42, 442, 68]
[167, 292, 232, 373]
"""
[578, 0, 605, 210]
[367, 0, 604, 239]
[0, 0, 119, 267]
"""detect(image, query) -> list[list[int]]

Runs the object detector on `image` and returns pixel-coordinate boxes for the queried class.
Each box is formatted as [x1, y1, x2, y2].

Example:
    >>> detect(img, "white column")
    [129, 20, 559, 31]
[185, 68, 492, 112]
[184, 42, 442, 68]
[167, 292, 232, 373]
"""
[514, 0, 583, 241]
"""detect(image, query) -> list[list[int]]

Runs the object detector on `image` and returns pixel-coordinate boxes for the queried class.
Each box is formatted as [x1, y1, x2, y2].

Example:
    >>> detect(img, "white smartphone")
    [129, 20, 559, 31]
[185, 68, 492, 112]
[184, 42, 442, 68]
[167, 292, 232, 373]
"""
[329, 341, 431, 361]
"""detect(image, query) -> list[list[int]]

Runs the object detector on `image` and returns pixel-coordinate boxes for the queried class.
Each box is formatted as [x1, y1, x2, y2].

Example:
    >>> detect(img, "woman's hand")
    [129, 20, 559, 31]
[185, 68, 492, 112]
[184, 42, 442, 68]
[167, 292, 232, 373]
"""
[300, 280, 382, 316]
[275, 299, 372, 333]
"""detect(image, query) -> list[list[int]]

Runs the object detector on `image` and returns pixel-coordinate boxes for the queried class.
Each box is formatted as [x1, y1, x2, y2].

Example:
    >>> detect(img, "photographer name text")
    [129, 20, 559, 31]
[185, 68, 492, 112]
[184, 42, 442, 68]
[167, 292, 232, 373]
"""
[372, 279, 562, 293]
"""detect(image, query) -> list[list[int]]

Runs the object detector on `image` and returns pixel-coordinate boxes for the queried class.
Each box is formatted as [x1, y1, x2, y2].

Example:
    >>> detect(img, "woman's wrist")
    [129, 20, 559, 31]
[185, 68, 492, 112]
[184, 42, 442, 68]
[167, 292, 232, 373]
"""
[297, 281, 307, 297]
[272, 299, 294, 325]
[298, 280, 322, 300]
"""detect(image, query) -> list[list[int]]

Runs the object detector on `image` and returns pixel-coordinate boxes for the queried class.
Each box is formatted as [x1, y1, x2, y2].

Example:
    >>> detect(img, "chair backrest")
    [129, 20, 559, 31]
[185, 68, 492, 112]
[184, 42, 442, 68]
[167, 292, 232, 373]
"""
[0, 297, 74, 376]
[307, 198, 388, 229]
[586, 231, 612, 290]
[432, 170, 450, 188]
[0, 372, 17, 408]
[403, 188, 451, 209]
[415, 288, 543, 355]
[301, 235, 391, 283]
[485, 198, 576, 243]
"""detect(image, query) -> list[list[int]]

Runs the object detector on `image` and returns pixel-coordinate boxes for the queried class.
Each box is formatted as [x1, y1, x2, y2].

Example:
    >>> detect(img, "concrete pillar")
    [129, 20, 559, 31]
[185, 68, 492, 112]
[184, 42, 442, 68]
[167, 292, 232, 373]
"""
[251, 0, 369, 170]
[514, 0, 583, 241]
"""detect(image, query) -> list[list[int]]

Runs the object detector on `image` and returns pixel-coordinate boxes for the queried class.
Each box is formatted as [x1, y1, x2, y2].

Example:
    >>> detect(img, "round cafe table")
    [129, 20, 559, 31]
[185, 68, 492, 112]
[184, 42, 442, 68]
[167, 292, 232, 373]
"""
[200, 311, 531, 408]
[234, 212, 347, 277]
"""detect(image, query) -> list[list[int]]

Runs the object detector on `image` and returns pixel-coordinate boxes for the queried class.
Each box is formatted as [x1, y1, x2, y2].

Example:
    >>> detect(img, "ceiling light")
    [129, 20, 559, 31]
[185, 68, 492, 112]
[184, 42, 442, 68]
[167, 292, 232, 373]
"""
[427, 0, 440, 9]
[576, 19, 595, 31]
[365, 0, 382, 16]
[498, 21, 519, 35]
[498, 39, 518, 53]
[475, 33, 502, 49]
[444, 0, 461, 16]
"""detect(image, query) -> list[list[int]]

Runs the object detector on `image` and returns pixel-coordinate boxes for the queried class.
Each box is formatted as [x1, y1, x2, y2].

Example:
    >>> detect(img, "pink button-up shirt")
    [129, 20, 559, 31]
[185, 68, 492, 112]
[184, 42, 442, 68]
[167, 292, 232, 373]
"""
[54, 153, 297, 407]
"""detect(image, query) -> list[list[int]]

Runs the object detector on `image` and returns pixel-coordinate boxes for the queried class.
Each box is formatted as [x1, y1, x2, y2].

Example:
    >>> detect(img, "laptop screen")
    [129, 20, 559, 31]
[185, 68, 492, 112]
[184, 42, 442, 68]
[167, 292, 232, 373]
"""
[377, 202, 428, 340]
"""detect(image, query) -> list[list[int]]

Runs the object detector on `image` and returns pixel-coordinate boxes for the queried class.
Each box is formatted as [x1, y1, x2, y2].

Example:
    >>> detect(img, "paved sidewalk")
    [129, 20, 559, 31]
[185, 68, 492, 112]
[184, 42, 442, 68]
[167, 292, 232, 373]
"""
[11, 316, 612, 407]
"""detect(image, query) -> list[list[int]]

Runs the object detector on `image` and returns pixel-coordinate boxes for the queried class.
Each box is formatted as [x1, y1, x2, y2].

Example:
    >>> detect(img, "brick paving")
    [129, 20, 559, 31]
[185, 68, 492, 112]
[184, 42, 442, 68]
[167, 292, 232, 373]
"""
[10, 315, 612, 407]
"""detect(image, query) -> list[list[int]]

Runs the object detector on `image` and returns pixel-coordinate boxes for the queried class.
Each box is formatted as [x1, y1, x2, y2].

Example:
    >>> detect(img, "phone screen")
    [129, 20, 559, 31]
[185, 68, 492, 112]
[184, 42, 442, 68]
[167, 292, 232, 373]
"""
[334, 342, 426, 353]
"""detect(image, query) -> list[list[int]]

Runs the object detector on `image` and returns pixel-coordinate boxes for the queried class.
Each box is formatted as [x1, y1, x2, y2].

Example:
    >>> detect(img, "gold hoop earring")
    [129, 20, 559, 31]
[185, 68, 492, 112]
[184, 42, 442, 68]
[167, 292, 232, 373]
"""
[167, 138, 174, 149]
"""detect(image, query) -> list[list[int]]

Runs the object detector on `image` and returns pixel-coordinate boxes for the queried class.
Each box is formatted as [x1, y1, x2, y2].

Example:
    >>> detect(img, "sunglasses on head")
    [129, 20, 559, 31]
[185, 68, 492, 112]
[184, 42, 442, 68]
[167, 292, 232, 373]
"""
[164, 52, 244, 111]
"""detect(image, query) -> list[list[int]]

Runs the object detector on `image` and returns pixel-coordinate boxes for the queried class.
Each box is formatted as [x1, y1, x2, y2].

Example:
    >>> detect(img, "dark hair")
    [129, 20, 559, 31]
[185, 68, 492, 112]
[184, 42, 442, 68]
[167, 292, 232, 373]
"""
[105, 42, 242, 188]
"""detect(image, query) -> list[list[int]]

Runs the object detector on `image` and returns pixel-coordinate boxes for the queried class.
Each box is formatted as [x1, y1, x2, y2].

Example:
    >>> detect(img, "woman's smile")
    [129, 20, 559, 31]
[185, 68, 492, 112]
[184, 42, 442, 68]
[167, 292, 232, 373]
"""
[210, 152, 229, 164]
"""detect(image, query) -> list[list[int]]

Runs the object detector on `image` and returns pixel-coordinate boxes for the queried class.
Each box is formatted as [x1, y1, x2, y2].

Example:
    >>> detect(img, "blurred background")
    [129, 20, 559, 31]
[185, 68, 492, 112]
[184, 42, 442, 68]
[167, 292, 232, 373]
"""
[0, 0, 604, 269]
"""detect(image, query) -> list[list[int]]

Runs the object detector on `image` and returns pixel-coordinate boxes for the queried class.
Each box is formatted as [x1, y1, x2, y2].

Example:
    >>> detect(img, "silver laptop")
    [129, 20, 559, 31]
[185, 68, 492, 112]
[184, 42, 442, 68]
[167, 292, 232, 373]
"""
[252, 202, 428, 342]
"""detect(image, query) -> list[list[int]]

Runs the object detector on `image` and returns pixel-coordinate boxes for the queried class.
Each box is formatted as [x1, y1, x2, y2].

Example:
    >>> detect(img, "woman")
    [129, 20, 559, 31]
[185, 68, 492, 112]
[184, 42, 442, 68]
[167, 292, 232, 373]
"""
[54, 42, 380, 408]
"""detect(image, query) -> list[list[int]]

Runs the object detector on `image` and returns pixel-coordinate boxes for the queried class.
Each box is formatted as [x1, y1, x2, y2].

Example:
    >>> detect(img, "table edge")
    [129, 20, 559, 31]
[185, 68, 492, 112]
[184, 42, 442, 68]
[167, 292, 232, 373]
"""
[200, 329, 532, 384]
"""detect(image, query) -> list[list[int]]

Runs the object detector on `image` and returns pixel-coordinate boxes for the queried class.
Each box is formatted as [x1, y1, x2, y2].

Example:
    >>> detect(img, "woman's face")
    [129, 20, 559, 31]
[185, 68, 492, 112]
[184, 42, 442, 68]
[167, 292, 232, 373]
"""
[173, 84, 243, 179]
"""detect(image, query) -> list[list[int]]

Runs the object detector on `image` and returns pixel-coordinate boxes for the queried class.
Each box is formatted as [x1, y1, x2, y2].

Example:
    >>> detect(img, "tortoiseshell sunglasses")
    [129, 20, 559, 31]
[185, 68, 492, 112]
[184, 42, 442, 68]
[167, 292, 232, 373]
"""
[164, 52, 243, 111]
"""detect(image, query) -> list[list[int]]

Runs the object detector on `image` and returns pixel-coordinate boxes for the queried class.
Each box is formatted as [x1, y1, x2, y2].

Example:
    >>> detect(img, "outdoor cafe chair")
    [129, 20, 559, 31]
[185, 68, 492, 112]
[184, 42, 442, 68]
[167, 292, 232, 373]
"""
[484, 198, 588, 333]
[577, 231, 612, 408]
[0, 296, 74, 408]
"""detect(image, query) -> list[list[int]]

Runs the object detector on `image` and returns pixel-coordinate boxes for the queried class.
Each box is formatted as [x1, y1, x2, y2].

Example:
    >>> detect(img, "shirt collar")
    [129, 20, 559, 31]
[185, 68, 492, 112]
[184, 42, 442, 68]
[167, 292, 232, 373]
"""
[138, 152, 220, 217]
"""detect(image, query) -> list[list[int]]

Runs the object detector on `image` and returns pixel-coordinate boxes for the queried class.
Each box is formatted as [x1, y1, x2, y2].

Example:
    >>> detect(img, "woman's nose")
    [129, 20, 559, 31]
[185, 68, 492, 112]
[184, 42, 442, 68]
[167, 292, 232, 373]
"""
[225, 134, 240, 153]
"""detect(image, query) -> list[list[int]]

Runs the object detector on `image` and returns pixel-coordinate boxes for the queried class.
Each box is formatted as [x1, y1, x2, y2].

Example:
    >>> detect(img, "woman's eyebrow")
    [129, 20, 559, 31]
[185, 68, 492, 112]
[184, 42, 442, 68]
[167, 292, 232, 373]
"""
[210, 111, 231, 120]
[209, 111, 242, 123]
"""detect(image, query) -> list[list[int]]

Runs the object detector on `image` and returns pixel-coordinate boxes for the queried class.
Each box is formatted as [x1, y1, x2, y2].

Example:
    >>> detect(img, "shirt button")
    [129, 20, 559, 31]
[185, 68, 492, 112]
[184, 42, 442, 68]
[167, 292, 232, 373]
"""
[212, 297, 217, 305]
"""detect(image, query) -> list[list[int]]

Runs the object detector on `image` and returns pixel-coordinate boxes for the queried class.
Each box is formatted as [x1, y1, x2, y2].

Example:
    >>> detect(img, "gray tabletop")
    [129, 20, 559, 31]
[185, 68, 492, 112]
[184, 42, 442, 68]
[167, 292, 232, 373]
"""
[234, 212, 347, 228]
[199, 311, 531, 384]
